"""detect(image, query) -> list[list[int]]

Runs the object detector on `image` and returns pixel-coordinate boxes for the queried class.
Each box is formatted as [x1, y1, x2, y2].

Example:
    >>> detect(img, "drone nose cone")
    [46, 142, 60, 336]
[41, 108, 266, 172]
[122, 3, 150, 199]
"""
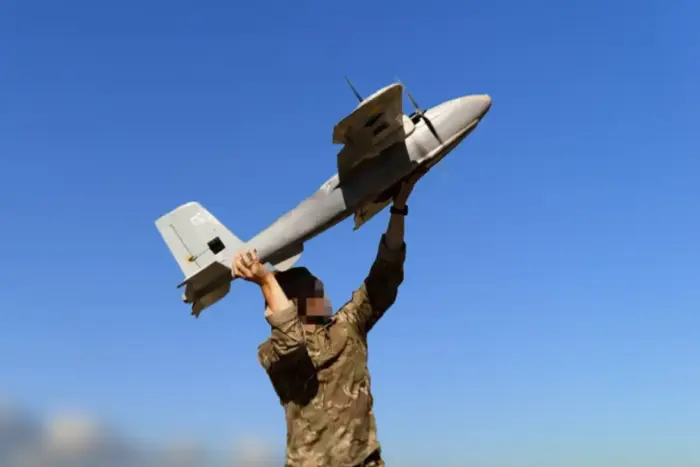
[447, 94, 491, 126]
[478, 94, 492, 111]
[469, 94, 492, 116]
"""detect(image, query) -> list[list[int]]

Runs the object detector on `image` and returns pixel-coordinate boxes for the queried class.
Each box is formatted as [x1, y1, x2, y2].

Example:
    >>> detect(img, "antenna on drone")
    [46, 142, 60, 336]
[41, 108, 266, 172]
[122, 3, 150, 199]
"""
[344, 76, 363, 103]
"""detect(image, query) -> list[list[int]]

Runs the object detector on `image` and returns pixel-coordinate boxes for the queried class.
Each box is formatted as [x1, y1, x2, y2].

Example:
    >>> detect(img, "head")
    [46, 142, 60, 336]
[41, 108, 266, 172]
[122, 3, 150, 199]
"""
[273, 267, 333, 329]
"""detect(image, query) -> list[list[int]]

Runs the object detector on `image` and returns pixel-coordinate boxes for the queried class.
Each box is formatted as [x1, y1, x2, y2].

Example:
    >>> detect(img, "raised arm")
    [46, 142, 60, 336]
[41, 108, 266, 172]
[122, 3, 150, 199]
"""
[336, 233, 406, 336]
[336, 172, 421, 336]
[232, 250, 307, 371]
[259, 274, 307, 369]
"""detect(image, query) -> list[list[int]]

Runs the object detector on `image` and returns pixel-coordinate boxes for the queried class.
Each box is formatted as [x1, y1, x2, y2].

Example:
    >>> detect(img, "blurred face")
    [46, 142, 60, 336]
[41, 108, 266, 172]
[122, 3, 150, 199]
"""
[289, 278, 332, 326]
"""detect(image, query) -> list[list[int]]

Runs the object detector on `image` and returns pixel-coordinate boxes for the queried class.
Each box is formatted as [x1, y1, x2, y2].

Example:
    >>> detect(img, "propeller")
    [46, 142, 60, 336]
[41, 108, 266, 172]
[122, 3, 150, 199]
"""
[396, 77, 443, 144]
[395, 77, 452, 187]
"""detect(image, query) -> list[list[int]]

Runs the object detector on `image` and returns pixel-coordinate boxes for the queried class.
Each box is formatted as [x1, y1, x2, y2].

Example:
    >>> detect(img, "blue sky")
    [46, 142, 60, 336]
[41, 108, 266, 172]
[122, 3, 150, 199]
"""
[1, 0, 698, 465]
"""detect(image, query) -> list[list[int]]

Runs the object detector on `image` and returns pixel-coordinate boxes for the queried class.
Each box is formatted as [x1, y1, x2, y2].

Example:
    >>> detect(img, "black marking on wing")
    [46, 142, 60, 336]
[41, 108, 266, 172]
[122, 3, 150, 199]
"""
[372, 122, 390, 136]
[364, 112, 384, 128]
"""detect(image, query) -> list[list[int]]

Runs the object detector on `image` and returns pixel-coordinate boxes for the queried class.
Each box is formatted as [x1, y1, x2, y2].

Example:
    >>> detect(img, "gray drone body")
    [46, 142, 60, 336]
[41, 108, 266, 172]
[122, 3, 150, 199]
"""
[155, 81, 492, 317]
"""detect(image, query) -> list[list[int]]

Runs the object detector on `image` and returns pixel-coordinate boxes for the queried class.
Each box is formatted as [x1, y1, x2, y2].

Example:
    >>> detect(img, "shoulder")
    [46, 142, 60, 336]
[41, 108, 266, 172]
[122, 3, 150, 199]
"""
[331, 304, 356, 329]
[329, 310, 366, 345]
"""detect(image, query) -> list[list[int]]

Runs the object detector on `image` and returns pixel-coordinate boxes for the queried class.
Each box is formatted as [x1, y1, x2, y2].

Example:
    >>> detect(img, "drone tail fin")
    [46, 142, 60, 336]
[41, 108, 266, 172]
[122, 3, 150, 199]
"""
[156, 201, 243, 278]
[155, 201, 244, 317]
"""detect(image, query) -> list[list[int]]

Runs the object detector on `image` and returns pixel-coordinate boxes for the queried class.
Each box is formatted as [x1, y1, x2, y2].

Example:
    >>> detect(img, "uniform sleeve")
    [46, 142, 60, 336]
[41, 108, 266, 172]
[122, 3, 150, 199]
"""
[336, 234, 406, 336]
[257, 302, 307, 371]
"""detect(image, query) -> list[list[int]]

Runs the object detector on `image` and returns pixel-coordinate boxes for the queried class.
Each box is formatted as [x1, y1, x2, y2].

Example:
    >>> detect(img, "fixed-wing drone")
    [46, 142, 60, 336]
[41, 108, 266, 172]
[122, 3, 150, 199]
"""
[156, 79, 492, 317]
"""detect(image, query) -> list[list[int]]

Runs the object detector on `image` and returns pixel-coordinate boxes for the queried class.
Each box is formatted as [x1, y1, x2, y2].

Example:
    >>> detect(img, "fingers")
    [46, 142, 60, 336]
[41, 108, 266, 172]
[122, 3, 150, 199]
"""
[232, 254, 247, 278]
[232, 251, 247, 277]
[245, 250, 259, 266]
[241, 250, 259, 269]
[232, 250, 259, 278]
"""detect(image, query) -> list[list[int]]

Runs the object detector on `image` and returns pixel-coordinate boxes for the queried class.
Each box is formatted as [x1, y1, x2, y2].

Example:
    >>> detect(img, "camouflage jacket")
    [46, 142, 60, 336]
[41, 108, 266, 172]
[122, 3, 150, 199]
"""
[258, 235, 406, 467]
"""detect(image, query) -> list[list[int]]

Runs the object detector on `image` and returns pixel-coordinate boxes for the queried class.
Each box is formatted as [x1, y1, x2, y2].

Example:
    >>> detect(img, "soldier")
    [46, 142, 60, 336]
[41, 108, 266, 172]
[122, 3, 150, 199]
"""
[232, 174, 420, 467]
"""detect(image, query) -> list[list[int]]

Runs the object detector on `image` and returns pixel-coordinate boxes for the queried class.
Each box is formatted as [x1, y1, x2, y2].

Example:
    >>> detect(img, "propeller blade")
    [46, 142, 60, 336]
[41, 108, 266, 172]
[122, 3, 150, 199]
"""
[422, 115, 443, 144]
[406, 89, 422, 114]
[395, 76, 423, 114]
[395, 76, 442, 144]
[344, 76, 363, 103]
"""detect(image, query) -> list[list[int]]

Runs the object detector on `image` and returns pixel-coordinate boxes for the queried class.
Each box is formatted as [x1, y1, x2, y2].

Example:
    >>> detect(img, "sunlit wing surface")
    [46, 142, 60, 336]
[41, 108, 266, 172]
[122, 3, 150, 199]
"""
[333, 83, 407, 177]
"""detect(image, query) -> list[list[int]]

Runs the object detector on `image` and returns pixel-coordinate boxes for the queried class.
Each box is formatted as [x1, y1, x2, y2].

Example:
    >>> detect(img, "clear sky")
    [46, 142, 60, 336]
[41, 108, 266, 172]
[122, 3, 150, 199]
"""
[1, 1, 699, 466]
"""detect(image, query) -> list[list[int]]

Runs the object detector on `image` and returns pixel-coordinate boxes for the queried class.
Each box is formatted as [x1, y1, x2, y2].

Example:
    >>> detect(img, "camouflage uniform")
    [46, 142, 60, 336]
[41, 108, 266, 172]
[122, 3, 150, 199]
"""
[258, 235, 405, 467]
